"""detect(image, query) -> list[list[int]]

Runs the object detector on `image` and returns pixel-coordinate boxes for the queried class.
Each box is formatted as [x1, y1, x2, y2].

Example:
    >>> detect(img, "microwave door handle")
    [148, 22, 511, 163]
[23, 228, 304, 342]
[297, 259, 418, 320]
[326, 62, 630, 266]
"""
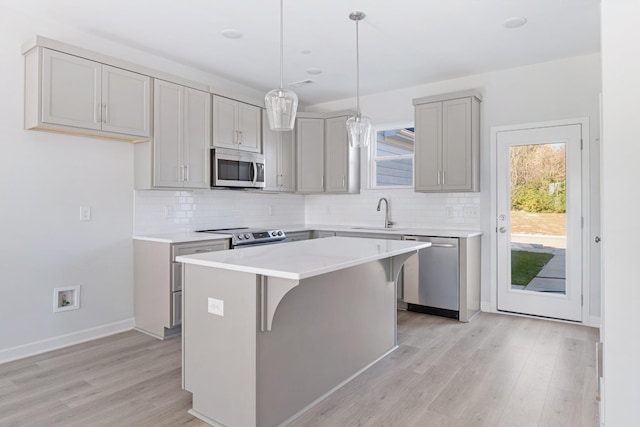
[251, 160, 258, 186]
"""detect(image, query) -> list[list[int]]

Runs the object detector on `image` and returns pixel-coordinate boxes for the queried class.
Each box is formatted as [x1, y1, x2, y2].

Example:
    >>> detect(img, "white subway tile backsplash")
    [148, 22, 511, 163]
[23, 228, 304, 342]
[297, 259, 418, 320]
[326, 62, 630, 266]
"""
[134, 187, 480, 235]
[134, 189, 306, 235]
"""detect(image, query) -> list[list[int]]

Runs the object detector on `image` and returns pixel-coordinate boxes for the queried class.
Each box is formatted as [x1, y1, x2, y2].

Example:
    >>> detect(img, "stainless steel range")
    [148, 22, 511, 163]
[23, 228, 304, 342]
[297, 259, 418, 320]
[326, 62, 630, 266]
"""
[196, 227, 286, 248]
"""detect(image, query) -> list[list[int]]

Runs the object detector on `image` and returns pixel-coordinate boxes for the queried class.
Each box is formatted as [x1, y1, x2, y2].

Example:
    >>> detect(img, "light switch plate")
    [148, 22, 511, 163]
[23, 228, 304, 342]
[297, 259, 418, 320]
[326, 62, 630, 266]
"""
[80, 206, 91, 221]
[208, 297, 224, 316]
[463, 206, 479, 218]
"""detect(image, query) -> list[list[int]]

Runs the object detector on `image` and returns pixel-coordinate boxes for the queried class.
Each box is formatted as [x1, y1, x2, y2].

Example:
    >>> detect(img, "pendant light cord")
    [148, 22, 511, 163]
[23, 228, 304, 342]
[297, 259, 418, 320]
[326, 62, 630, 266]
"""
[355, 17, 361, 117]
[279, 0, 284, 90]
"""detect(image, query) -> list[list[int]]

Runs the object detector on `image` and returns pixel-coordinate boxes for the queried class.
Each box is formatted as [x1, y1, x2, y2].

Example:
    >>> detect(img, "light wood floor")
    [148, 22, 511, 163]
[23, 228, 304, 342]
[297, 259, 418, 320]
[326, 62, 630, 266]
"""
[0, 311, 599, 427]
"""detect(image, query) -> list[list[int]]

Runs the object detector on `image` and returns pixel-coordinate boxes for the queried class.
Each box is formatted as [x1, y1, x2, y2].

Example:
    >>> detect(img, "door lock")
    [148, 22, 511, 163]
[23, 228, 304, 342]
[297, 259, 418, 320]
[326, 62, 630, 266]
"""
[499, 227, 507, 233]
[595, 236, 601, 243]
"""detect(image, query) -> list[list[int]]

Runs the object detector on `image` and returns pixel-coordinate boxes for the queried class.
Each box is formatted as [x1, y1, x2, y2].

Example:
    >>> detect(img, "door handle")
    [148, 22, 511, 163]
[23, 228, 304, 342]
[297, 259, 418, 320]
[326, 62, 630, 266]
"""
[430, 243, 456, 248]
[251, 161, 258, 186]
[499, 227, 507, 233]
[403, 236, 419, 241]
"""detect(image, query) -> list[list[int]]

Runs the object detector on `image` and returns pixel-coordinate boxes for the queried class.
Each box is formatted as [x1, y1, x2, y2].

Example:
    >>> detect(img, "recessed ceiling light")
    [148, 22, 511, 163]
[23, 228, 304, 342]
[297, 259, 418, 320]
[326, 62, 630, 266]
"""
[222, 29, 243, 39]
[503, 17, 527, 29]
[300, 49, 311, 55]
[306, 68, 322, 75]
[288, 79, 313, 88]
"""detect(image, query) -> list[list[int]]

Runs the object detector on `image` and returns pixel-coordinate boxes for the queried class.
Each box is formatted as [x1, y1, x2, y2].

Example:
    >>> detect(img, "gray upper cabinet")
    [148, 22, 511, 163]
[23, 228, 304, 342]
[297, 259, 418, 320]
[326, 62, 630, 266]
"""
[136, 79, 211, 189]
[296, 117, 325, 193]
[24, 47, 151, 141]
[413, 91, 481, 192]
[263, 110, 295, 192]
[212, 95, 261, 153]
[296, 113, 360, 195]
[325, 115, 359, 194]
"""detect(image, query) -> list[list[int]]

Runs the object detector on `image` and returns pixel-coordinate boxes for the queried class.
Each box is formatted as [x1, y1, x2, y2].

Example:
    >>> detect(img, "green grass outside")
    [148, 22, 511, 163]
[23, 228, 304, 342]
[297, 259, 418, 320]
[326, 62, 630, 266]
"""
[511, 250, 554, 286]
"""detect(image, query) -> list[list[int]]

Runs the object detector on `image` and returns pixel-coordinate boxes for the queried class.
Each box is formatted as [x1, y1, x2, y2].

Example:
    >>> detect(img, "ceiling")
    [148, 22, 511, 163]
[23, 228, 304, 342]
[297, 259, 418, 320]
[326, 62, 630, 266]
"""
[7, 0, 600, 106]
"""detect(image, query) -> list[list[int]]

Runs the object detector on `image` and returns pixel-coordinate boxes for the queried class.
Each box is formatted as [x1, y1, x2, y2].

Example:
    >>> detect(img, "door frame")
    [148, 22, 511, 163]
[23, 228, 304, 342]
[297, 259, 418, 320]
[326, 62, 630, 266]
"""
[489, 118, 591, 324]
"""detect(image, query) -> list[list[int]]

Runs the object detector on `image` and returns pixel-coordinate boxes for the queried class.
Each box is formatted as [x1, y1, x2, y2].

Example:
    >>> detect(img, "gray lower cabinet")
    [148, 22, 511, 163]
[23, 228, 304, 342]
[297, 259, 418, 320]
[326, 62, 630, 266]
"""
[313, 230, 337, 239]
[134, 238, 229, 339]
[283, 231, 313, 242]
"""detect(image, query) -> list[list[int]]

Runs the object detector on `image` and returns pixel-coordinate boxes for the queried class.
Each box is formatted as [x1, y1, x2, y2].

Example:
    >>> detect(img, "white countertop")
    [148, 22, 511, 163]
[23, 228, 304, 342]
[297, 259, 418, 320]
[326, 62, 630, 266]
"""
[176, 236, 430, 280]
[133, 224, 481, 243]
[280, 224, 482, 238]
[132, 232, 232, 243]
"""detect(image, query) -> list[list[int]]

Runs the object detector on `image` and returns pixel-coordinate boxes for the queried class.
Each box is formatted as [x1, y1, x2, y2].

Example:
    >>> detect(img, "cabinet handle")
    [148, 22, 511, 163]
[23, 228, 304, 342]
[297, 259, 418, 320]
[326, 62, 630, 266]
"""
[185, 165, 190, 182]
[180, 165, 185, 182]
[442, 170, 446, 185]
[342, 176, 345, 188]
[321, 175, 324, 188]
[437, 171, 441, 185]
[238, 130, 243, 145]
[95, 103, 101, 124]
[103, 104, 108, 124]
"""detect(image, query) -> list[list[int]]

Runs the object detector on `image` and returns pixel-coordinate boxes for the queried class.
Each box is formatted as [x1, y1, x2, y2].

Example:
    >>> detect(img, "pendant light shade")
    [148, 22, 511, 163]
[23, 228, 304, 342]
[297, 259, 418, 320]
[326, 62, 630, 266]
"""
[347, 11, 372, 148]
[265, 88, 298, 131]
[265, 0, 298, 131]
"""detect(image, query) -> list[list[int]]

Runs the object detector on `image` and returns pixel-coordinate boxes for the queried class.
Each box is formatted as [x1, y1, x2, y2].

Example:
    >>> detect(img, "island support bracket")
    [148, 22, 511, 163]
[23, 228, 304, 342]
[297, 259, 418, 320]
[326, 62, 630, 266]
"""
[259, 275, 300, 332]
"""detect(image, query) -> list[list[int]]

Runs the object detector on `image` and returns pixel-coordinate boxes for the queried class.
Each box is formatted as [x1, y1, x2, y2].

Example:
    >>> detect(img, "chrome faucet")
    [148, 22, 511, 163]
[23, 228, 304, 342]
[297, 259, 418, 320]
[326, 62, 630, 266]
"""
[376, 197, 396, 229]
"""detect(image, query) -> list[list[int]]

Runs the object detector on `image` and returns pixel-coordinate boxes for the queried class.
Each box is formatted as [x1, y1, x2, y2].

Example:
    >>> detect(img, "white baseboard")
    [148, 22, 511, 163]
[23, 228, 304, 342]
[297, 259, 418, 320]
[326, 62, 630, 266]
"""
[0, 318, 135, 365]
[590, 316, 601, 328]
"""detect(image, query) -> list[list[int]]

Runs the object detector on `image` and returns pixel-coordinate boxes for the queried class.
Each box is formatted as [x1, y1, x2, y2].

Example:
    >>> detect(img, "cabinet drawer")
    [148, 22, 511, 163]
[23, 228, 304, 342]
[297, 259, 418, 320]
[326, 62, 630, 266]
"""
[171, 291, 182, 327]
[172, 240, 229, 259]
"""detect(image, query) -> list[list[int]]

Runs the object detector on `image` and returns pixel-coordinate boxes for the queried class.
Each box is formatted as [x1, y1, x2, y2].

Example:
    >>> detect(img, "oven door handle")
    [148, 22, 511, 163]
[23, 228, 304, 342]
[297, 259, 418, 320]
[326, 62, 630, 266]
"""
[251, 160, 258, 186]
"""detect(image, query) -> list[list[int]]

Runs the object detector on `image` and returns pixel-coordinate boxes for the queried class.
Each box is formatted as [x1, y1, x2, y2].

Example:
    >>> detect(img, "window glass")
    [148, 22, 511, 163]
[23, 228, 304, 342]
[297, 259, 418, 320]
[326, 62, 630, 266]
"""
[373, 128, 414, 187]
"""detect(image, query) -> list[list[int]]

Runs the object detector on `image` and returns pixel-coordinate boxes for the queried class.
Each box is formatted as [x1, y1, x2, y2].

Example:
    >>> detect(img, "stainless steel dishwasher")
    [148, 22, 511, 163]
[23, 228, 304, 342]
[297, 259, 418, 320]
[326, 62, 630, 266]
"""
[402, 236, 459, 319]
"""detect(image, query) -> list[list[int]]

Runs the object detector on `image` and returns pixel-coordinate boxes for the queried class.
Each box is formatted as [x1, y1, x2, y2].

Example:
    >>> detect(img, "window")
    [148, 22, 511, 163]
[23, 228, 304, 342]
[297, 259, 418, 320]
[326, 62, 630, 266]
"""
[372, 127, 414, 187]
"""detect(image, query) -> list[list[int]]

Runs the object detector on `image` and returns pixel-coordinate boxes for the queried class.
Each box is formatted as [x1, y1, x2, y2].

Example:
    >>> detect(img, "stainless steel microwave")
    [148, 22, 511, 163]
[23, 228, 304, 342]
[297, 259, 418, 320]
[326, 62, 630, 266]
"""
[210, 148, 265, 189]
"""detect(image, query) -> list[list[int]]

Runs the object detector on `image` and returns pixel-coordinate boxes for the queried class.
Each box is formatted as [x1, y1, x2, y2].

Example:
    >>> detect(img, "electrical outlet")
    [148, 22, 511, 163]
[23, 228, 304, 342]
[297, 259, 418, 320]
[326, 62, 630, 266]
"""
[164, 206, 173, 218]
[208, 297, 224, 316]
[463, 206, 479, 218]
[80, 206, 91, 221]
[445, 206, 454, 217]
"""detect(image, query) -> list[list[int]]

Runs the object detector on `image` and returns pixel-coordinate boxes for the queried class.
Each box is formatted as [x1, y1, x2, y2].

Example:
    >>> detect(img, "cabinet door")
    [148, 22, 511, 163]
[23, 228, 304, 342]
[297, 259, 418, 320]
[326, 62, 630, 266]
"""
[237, 102, 262, 153]
[101, 65, 151, 137]
[324, 116, 349, 193]
[414, 102, 443, 191]
[263, 111, 280, 191]
[212, 95, 238, 149]
[442, 98, 472, 191]
[279, 130, 295, 192]
[183, 88, 211, 189]
[153, 80, 183, 188]
[41, 49, 102, 130]
[296, 118, 325, 193]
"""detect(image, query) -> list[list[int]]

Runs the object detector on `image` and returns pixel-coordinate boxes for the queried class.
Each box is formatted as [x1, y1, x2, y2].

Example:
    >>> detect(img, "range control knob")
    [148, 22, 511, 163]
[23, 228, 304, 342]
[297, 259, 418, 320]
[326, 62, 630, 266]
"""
[244, 233, 251, 239]
[277, 231, 283, 236]
[237, 234, 244, 240]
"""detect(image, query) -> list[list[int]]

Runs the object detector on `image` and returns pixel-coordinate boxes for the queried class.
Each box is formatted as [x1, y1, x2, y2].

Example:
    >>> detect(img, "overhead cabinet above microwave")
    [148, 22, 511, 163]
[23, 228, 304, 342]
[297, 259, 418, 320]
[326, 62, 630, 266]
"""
[24, 47, 152, 142]
[212, 95, 262, 153]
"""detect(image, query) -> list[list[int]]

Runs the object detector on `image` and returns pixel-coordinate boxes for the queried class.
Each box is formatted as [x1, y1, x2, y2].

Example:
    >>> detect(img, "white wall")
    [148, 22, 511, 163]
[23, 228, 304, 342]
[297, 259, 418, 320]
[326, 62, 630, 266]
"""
[601, 1, 640, 423]
[305, 54, 602, 321]
[0, 5, 271, 361]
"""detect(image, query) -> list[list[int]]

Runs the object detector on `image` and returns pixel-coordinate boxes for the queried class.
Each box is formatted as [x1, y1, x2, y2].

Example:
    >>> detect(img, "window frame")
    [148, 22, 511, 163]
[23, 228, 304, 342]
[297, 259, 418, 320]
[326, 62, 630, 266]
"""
[369, 123, 415, 189]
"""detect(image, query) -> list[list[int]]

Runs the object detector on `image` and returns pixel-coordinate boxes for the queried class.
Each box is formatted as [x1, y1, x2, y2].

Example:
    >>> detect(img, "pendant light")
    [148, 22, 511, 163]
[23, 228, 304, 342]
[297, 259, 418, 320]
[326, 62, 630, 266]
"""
[265, 0, 298, 131]
[346, 11, 372, 148]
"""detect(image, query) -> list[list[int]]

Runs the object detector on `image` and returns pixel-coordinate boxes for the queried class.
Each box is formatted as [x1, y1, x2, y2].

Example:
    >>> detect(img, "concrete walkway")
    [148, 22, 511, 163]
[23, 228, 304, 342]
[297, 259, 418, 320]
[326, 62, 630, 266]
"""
[511, 236, 566, 293]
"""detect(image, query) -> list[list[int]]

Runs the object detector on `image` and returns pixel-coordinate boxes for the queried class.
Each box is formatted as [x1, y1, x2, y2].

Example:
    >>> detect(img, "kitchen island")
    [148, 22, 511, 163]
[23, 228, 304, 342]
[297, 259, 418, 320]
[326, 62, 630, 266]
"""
[176, 236, 429, 427]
